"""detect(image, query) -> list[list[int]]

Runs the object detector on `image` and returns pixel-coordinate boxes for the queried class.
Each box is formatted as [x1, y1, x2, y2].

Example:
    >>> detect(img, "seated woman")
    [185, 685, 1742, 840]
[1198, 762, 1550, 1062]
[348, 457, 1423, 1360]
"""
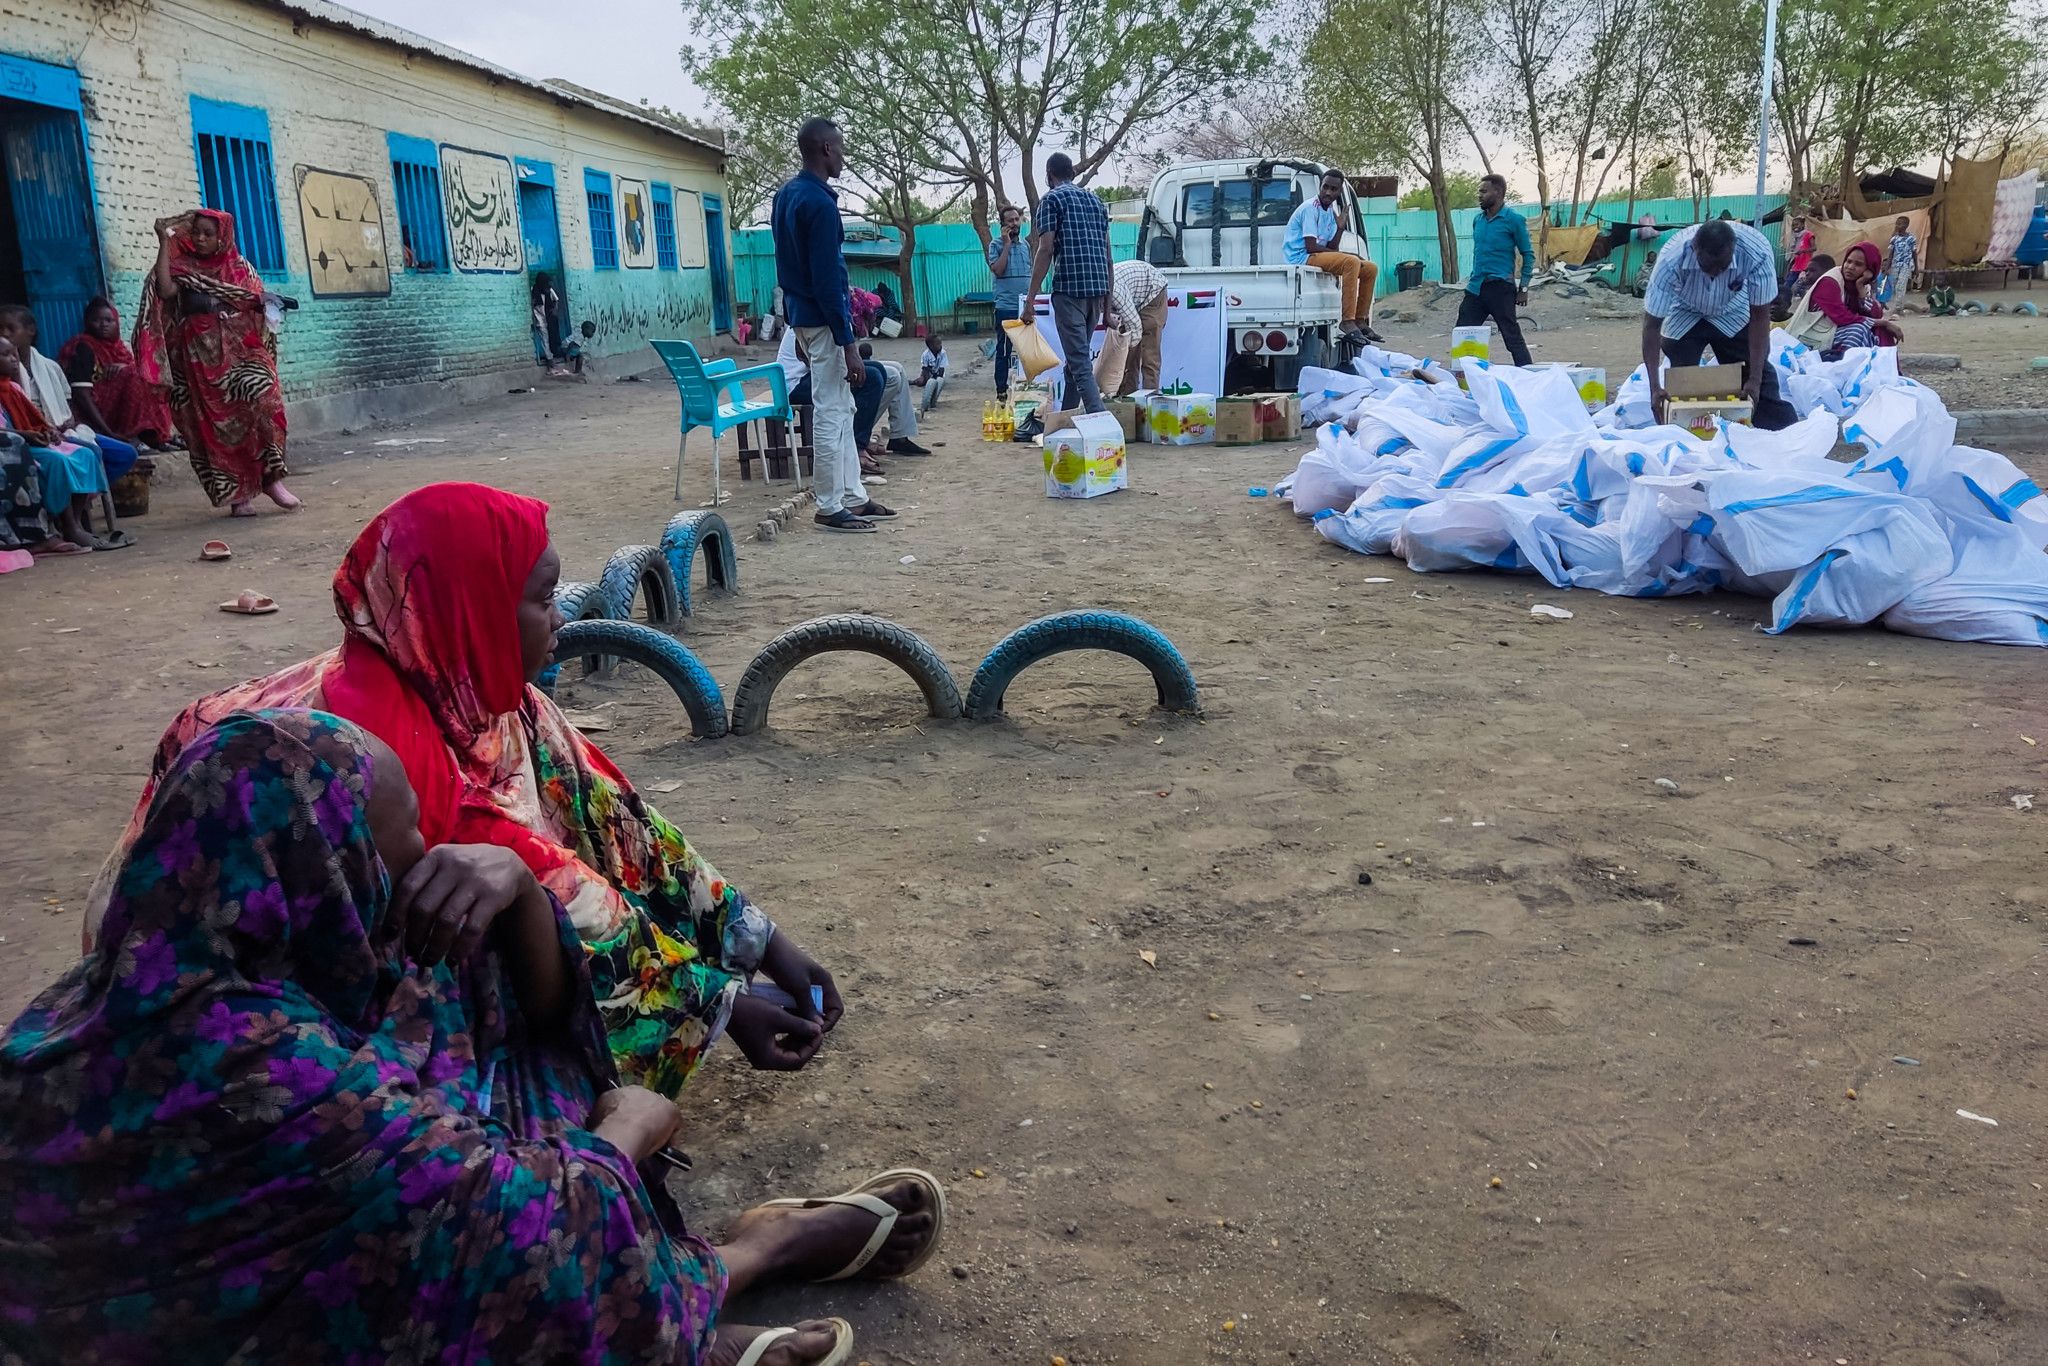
[1785, 241, 1902, 359]
[105, 482, 835, 1098]
[0, 304, 142, 485]
[57, 296, 179, 451]
[2, 709, 942, 1364]
[0, 431, 84, 558]
[0, 336, 116, 551]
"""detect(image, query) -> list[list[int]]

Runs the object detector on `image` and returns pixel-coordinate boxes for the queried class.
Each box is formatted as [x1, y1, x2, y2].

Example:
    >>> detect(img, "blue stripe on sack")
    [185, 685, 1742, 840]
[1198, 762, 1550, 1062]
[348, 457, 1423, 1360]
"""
[1571, 456, 1593, 502]
[1627, 453, 1644, 476]
[1775, 548, 1847, 631]
[1497, 385, 1530, 436]
[1843, 422, 1864, 444]
[1565, 503, 1597, 527]
[1437, 437, 1518, 487]
[1312, 508, 1337, 521]
[1687, 513, 1715, 536]
[1492, 545, 1523, 569]
[1962, 476, 2015, 522]
[2002, 478, 2042, 509]
[1507, 483, 1527, 496]
[1381, 496, 1427, 509]
[1377, 438, 1407, 455]
[2037, 617, 2048, 645]
[1723, 485, 1863, 516]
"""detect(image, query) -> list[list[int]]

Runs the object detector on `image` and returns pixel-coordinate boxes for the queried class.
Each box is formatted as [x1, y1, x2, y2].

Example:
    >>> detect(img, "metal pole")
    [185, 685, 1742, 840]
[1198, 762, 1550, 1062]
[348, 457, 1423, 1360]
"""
[1753, 0, 1781, 226]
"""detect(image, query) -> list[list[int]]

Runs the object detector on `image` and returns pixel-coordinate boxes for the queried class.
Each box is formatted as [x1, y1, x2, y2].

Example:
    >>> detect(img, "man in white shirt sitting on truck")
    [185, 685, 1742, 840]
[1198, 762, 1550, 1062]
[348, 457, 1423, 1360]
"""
[1284, 169, 1381, 345]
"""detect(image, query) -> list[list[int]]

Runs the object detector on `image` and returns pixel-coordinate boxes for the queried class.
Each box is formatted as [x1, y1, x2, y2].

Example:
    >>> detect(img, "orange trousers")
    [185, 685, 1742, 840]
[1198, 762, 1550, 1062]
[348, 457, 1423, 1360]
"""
[1306, 251, 1379, 324]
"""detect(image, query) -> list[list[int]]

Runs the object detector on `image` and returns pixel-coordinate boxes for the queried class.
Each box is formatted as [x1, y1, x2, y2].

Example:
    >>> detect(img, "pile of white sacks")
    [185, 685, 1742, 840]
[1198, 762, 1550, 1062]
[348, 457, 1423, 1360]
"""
[1278, 340, 2048, 645]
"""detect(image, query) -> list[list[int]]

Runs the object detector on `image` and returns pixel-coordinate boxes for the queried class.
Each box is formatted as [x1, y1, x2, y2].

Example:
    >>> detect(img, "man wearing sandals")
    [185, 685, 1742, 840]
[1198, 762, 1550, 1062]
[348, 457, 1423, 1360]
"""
[772, 118, 895, 534]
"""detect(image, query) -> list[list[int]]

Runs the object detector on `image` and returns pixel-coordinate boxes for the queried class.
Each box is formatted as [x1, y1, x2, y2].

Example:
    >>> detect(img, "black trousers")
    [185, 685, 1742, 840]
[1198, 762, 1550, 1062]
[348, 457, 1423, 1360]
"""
[1455, 278, 1532, 366]
[1659, 318, 1796, 431]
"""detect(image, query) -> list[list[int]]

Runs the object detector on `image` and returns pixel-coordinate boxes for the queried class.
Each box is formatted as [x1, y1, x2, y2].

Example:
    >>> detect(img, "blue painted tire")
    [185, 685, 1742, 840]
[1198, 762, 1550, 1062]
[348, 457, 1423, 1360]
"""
[542, 618, 728, 739]
[965, 610, 1199, 719]
[660, 511, 739, 617]
[600, 544, 680, 627]
[553, 579, 611, 622]
[728, 614, 962, 736]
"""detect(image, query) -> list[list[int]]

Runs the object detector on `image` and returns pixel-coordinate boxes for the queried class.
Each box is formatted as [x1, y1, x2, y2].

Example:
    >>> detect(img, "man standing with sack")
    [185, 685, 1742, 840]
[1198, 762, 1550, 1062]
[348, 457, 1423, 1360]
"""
[771, 117, 894, 533]
[1025, 153, 1112, 414]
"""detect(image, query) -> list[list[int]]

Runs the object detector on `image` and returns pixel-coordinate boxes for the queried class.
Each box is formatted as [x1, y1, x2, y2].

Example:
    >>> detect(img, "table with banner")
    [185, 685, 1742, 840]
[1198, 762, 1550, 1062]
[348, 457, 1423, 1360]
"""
[1025, 286, 1229, 409]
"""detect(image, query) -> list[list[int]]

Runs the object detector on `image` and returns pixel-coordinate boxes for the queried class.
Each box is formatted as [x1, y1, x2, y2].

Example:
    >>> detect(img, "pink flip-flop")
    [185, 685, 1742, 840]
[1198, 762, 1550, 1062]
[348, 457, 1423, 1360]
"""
[200, 540, 232, 561]
[219, 590, 279, 615]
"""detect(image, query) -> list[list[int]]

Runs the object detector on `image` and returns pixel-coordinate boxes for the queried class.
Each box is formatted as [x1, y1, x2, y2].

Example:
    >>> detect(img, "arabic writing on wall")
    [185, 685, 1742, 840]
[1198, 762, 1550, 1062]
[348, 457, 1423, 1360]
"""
[438, 145, 525, 274]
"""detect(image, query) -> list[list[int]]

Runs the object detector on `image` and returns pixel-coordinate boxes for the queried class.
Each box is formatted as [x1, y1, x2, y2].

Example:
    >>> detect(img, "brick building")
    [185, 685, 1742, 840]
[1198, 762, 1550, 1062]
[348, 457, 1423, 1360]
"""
[1, 0, 732, 427]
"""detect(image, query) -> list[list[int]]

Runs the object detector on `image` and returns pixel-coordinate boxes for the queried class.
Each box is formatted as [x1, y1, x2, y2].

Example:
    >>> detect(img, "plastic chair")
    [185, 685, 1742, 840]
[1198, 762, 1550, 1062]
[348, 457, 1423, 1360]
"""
[649, 339, 793, 506]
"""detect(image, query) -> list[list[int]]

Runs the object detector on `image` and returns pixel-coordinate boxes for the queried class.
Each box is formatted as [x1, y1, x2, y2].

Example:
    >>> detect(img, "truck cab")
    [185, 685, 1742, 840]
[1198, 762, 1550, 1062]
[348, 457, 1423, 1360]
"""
[1136, 158, 1362, 390]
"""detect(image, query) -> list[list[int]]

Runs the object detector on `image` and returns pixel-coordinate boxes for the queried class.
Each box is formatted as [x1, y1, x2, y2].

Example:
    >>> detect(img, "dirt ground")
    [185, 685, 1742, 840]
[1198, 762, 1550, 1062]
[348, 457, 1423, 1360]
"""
[4, 336, 2046, 1365]
[1372, 281, 2048, 411]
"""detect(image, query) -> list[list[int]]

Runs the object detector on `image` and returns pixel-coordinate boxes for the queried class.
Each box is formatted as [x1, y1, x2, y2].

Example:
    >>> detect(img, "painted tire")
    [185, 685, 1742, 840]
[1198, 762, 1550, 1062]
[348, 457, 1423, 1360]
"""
[965, 610, 1199, 719]
[600, 544, 680, 627]
[553, 579, 612, 622]
[660, 511, 739, 617]
[727, 614, 962, 736]
[544, 618, 729, 740]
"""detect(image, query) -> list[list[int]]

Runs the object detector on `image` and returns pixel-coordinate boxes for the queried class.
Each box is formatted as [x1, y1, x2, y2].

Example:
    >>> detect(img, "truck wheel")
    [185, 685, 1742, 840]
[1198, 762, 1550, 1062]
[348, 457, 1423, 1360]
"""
[965, 610, 1199, 719]
[599, 544, 680, 627]
[1297, 330, 1326, 372]
[541, 618, 728, 739]
[727, 614, 963, 736]
[661, 511, 739, 617]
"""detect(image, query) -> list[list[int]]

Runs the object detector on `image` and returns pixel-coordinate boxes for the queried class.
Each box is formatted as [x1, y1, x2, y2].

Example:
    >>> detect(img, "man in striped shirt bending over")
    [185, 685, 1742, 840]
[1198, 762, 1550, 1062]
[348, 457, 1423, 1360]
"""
[1641, 219, 1795, 429]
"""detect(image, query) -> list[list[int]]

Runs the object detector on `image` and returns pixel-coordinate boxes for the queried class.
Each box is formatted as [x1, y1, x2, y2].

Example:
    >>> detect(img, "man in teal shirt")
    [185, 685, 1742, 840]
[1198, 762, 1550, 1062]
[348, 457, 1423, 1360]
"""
[1456, 173, 1534, 366]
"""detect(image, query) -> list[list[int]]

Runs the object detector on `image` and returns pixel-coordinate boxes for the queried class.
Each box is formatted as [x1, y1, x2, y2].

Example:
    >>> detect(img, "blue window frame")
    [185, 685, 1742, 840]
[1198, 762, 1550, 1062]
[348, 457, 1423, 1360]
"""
[386, 132, 449, 273]
[584, 168, 618, 271]
[651, 182, 679, 270]
[189, 97, 285, 273]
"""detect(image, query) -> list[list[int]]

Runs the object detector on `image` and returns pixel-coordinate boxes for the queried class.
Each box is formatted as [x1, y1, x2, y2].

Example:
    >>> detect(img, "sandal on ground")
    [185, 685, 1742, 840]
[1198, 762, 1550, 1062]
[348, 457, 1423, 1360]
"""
[200, 540, 232, 561]
[96, 530, 136, 551]
[814, 510, 876, 534]
[851, 500, 897, 521]
[220, 590, 279, 615]
[756, 1167, 948, 1282]
[733, 1319, 854, 1366]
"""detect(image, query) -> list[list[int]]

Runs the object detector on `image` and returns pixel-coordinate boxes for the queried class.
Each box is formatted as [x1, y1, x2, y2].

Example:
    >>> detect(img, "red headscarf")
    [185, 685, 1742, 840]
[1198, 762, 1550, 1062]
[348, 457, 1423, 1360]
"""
[1842, 241, 1883, 309]
[134, 209, 267, 389]
[321, 483, 551, 848]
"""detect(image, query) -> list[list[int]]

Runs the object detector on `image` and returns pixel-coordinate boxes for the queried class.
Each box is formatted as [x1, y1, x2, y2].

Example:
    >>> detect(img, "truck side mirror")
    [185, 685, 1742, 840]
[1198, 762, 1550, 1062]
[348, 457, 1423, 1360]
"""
[1147, 235, 1177, 267]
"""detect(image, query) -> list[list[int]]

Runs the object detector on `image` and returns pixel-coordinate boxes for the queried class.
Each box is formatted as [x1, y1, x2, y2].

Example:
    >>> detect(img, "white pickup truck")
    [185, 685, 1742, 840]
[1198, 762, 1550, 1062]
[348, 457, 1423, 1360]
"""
[1135, 158, 1365, 391]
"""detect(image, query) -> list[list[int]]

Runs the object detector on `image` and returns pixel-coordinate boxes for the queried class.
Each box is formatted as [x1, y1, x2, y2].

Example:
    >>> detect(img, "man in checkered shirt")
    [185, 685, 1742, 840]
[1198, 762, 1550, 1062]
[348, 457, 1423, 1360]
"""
[1024, 152, 1113, 413]
[1642, 219, 1796, 429]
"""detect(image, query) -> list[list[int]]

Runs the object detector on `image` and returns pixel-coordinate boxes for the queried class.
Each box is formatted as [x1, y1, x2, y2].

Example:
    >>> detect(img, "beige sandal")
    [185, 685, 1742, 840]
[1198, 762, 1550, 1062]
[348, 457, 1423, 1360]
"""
[199, 540, 232, 561]
[219, 590, 279, 615]
[733, 1318, 854, 1366]
[755, 1167, 947, 1282]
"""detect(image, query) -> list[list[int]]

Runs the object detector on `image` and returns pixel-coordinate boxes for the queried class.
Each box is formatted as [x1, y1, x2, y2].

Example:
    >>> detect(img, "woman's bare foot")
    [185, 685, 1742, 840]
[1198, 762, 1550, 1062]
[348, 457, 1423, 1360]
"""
[31, 537, 88, 556]
[264, 480, 301, 511]
[229, 501, 259, 518]
[708, 1321, 842, 1366]
[716, 1177, 937, 1297]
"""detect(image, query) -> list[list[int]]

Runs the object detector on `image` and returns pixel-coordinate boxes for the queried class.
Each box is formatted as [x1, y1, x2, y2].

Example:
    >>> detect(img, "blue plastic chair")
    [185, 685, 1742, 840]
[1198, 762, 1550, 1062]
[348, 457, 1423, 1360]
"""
[649, 339, 793, 506]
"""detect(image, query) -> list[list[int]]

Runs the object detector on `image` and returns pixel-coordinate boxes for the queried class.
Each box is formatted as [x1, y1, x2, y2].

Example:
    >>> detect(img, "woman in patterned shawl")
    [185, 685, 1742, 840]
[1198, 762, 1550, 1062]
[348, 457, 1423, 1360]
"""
[100, 483, 843, 1101]
[2, 709, 938, 1365]
[134, 208, 301, 516]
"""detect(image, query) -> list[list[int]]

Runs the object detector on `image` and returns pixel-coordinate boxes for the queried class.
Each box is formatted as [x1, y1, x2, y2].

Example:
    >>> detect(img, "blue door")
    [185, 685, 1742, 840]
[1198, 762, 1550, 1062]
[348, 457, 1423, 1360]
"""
[1, 97, 103, 347]
[518, 177, 565, 348]
[702, 193, 732, 332]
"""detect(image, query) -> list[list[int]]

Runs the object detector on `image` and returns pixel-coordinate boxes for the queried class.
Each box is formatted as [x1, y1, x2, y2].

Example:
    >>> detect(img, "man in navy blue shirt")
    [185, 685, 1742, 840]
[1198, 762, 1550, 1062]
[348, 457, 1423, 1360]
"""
[771, 117, 894, 533]
[1456, 173, 1535, 366]
[1025, 153, 1112, 414]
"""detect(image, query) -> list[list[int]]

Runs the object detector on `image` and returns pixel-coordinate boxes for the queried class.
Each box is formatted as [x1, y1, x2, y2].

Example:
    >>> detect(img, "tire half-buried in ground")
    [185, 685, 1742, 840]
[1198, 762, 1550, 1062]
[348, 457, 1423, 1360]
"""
[599, 544, 680, 627]
[542, 618, 729, 739]
[965, 610, 1199, 719]
[660, 511, 739, 617]
[727, 614, 962, 736]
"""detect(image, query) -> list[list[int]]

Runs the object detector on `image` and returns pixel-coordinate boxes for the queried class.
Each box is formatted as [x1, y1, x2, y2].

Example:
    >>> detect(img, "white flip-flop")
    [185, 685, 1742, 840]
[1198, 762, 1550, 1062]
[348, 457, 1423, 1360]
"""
[734, 1318, 854, 1366]
[755, 1167, 948, 1282]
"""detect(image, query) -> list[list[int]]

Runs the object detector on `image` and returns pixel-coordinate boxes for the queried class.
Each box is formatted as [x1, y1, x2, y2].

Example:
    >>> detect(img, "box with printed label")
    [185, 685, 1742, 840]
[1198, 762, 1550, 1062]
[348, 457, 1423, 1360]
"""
[1043, 410, 1128, 499]
[1253, 392, 1302, 441]
[1148, 391, 1216, 445]
[1215, 397, 1264, 446]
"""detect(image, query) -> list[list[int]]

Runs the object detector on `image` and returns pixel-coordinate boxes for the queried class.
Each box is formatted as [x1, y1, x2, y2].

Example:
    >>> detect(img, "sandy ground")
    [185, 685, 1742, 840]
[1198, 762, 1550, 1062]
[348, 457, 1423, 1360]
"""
[4, 336, 2047, 1364]
[1371, 281, 2048, 411]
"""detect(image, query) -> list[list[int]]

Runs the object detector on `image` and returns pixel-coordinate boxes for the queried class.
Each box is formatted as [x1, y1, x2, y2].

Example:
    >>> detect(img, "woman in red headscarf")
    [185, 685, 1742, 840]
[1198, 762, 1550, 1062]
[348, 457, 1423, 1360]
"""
[1785, 240, 1903, 359]
[100, 482, 844, 1098]
[134, 209, 300, 516]
[57, 296, 178, 450]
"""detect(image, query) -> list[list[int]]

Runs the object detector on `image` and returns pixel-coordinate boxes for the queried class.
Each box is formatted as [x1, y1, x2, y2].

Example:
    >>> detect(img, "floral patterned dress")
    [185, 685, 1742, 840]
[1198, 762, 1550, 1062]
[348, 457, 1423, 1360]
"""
[1, 709, 724, 1362]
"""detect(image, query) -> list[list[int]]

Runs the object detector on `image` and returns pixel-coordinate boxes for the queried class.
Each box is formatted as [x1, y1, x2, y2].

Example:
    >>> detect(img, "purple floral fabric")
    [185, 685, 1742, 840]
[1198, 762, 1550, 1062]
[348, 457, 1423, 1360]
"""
[0, 709, 724, 1363]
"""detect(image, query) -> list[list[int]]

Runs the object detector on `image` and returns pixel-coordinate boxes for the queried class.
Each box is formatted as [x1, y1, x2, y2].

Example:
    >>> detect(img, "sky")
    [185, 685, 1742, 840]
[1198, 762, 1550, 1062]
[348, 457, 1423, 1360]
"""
[340, 0, 715, 120]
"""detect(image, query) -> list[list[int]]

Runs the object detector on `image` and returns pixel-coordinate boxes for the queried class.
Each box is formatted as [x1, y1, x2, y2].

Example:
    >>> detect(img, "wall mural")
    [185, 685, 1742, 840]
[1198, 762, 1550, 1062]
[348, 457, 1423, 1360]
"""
[294, 166, 390, 298]
[618, 178, 656, 269]
[438, 145, 525, 273]
[673, 188, 708, 268]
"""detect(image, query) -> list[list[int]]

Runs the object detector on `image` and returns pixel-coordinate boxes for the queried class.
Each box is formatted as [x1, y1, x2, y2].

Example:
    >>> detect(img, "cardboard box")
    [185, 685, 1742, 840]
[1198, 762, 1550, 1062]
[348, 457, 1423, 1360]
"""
[1012, 381, 1052, 428]
[1215, 397, 1265, 446]
[1105, 395, 1150, 443]
[1249, 391, 1301, 441]
[1450, 325, 1490, 387]
[1664, 364, 1752, 437]
[1043, 410, 1128, 499]
[1148, 391, 1216, 445]
[1568, 365, 1607, 409]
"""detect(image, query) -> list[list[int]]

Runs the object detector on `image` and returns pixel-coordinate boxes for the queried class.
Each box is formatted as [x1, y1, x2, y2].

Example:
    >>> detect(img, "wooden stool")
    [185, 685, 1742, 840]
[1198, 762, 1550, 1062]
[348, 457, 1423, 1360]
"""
[737, 404, 815, 482]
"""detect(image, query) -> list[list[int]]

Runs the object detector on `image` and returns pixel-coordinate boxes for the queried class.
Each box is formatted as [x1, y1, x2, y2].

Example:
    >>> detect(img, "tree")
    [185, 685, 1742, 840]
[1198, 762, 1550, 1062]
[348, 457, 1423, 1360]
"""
[1397, 173, 1482, 211]
[1308, 0, 1484, 279]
